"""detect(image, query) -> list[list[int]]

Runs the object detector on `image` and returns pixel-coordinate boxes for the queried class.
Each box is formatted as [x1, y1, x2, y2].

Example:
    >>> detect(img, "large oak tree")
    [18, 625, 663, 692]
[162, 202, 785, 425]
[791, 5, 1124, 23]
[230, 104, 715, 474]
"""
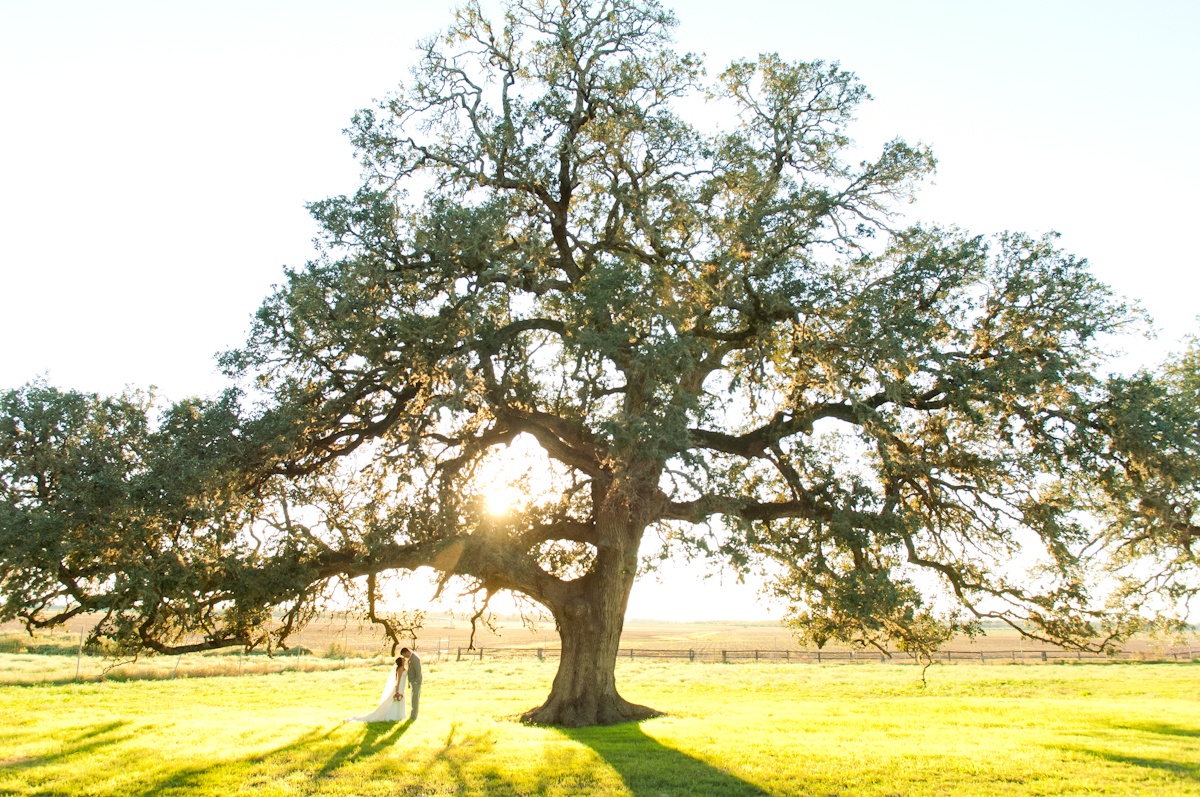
[3, 0, 1197, 726]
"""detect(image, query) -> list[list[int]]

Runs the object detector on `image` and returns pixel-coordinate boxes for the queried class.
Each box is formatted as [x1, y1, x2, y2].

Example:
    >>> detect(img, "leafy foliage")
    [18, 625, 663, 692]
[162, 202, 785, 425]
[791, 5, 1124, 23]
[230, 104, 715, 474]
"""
[1081, 335, 1200, 622]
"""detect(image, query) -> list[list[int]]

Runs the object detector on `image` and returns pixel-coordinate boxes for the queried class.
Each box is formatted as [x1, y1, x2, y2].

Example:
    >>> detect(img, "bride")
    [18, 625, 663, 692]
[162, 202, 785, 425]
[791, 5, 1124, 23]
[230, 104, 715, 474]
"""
[346, 656, 407, 723]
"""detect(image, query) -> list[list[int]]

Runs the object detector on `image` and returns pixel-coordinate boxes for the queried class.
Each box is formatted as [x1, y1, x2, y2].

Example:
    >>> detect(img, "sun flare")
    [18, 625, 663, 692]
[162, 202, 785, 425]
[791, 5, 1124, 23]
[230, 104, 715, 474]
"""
[485, 486, 521, 516]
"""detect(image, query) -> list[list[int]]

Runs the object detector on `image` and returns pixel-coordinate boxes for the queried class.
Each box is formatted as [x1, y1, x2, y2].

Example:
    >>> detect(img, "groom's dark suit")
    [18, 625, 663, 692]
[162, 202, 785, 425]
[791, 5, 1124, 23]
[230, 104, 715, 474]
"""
[406, 651, 422, 719]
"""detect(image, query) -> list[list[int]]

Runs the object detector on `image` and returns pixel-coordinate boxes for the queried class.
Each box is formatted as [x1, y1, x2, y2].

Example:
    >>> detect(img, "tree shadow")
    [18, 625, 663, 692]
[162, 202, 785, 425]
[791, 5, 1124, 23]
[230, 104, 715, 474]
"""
[562, 721, 770, 796]
[413, 722, 617, 795]
[1048, 720, 1200, 785]
[102, 720, 412, 796]
[1108, 721, 1200, 739]
[0, 716, 765, 796]
[423, 722, 492, 766]
[0, 711, 773, 797]
[0, 720, 132, 770]
[1055, 745, 1199, 782]
[317, 719, 413, 776]
[114, 726, 339, 797]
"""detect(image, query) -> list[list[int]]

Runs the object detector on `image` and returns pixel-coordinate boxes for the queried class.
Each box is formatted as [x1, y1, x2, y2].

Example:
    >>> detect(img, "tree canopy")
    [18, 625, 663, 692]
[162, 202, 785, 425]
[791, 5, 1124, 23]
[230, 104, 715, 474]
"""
[2, 0, 1197, 726]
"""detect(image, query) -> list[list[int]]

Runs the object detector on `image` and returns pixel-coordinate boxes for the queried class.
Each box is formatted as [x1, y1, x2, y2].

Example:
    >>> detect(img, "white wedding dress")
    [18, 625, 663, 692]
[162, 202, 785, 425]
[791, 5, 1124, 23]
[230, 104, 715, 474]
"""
[346, 665, 407, 722]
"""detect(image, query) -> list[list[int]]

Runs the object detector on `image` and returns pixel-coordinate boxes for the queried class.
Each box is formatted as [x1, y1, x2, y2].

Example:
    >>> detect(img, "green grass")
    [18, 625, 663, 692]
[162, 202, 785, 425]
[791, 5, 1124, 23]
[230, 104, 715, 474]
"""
[1, 659, 1197, 795]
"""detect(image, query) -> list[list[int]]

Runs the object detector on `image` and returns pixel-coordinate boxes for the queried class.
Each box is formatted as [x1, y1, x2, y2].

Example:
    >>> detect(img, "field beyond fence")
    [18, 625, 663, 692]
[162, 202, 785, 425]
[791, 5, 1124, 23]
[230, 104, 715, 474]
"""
[1, 614, 1194, 686]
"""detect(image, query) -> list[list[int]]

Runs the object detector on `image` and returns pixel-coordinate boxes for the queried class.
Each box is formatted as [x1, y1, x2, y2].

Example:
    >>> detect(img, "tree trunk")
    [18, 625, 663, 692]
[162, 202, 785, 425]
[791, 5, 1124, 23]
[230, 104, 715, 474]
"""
[520, 519, 661, 726]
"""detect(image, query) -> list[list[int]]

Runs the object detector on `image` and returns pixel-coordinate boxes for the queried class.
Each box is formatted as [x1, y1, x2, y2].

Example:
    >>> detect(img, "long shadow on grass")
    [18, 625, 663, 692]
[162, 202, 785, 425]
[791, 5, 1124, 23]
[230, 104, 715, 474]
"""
[317, 719, 412, 776]
[0, 720, 132, 770]
[120, 721, 410, 796]
[563, 722, 769, 796]
[1110, 721, 1200, 739]
[410, 722, 501, 786]
[111, 726, 341, 797]
[1054, 721, 1200, 785]
[1056, 745, 1200, 782]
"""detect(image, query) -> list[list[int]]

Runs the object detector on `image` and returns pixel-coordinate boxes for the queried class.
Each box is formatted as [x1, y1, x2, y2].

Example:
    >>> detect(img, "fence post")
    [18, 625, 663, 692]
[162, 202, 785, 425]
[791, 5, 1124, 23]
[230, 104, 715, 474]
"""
[689, 649, 695, 662]
[947, 651, 952, 664]
[1041, 651, 1047, 662]
[880, 652, 885, 663]
[722, 650, 727, 663]
[538, 648, 543, 661]
[785, 650, 790, 663]
[816, 651, 821, 664]
[457, 648, 462, 662]
[74, 629, 84, 682]
[479, 648, 484, 661]
[980, 651, 985, 663]
[755, 650, 759, 662]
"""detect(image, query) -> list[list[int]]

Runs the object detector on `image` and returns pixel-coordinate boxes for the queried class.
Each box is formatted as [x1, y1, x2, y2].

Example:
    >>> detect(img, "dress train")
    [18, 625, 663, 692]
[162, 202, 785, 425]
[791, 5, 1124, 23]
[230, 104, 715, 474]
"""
[346, 665, 407, 722]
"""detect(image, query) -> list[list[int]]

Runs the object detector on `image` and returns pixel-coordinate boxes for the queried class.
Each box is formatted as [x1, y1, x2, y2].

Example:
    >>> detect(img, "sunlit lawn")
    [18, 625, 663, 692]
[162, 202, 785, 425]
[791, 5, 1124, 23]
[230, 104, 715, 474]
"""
[1, 658, 1197, 795]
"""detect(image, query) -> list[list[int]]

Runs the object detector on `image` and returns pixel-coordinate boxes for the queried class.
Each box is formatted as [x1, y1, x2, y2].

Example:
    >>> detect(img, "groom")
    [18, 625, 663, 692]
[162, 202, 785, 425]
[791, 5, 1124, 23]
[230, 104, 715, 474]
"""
[400, 647, 422, 720]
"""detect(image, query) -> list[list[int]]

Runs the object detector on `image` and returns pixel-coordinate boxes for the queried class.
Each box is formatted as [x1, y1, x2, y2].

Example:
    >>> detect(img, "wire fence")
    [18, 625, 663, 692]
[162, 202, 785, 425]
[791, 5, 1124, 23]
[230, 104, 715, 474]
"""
[450, 646, 1198, 665]
[2, 626, 1194, 687]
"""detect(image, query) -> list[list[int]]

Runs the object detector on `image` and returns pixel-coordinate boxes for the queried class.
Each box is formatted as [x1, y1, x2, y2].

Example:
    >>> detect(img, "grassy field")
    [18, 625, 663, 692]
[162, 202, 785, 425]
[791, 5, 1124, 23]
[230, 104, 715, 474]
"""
[1, 658, 1197, 796]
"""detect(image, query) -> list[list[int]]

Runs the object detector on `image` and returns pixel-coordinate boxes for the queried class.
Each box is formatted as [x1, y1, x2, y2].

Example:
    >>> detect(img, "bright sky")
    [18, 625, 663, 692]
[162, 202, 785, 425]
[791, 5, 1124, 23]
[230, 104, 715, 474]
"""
[2, 1, 1197, 622]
